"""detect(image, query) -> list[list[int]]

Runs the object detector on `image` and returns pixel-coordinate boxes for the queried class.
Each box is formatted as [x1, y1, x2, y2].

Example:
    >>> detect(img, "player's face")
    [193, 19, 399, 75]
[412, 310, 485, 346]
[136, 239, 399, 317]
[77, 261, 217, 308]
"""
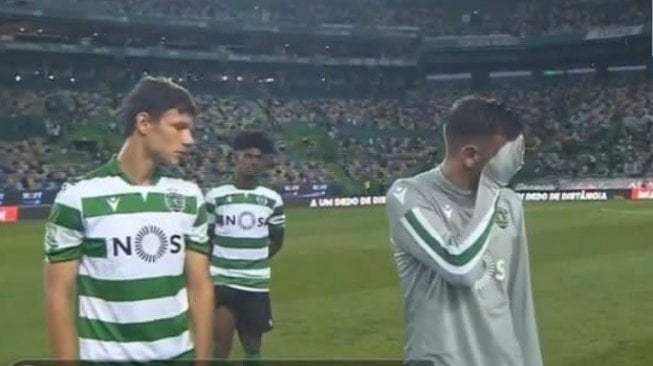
[236, 148, 264, 177]
[139, 108, 194, 166]
[460, 134, 510, 175]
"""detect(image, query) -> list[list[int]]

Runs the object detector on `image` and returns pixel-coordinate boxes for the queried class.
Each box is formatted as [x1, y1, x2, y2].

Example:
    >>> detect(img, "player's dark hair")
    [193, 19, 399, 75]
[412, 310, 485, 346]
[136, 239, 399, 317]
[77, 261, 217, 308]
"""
[119, 76, 197, 138]
[232, 131, 275, 155]
[445, 95, 522, 146]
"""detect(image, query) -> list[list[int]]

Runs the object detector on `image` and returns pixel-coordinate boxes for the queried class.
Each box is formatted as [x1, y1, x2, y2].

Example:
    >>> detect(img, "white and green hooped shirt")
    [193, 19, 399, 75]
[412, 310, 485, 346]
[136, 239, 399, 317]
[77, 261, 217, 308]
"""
[44, 156, 209, 361]
[205, 183, 285, 292]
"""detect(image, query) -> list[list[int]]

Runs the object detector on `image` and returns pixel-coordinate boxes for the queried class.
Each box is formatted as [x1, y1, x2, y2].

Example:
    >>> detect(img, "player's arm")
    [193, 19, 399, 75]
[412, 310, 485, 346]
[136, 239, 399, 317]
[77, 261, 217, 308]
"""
[45, 261, 79, 362]
[508, 203, 543, 366]
[386, 177, 500, 286]
[184, 194, 214, 360]
[386, 136, 525, 287]
[268, 196, 285, 259]
[43, 185, 83, 360]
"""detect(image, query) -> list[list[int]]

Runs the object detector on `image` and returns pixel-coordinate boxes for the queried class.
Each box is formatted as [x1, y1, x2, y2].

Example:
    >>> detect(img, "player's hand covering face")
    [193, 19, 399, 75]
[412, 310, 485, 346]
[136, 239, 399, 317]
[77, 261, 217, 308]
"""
[482, 134, 525, 187]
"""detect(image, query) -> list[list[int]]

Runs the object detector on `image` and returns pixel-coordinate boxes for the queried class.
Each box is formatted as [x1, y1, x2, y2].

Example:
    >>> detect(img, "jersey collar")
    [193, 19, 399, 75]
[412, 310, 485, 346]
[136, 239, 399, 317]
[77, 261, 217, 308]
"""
[433, 165, 474, 198]
[105, 155, 162, 186]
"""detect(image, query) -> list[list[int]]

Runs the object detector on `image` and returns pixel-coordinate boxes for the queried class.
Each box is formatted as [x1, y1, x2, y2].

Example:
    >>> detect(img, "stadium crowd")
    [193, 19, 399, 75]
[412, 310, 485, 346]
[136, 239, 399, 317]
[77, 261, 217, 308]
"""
[1, 69, 652, 193]
[6, 0, 649, 37]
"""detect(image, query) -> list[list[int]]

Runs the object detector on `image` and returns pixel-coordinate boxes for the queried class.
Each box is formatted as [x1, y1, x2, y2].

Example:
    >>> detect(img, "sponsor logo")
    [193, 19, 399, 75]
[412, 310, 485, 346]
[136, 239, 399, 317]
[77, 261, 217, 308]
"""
[474, 253, 506, 291]
[218, 211, 266, 229]
[134, 225, 169, 263]
[393, 185, 407, 205]
[106, 197, 120, 212]
[112, 225, 182, 262]
[237, 211, 257, 230]
[443, 204, 453, 220]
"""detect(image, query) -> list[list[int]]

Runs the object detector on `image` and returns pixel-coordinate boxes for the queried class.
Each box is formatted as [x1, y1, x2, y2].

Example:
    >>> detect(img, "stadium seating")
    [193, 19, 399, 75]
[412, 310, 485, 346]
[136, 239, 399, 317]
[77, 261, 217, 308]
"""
[1, 69, 652, 193]
[10, 0, 649, 36]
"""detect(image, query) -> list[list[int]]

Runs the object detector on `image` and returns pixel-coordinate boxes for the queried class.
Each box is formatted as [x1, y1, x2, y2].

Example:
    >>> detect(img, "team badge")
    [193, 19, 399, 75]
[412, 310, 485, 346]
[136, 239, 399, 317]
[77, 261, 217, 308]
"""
[164, 189, 186, 213]
[494, 207, 509, 229]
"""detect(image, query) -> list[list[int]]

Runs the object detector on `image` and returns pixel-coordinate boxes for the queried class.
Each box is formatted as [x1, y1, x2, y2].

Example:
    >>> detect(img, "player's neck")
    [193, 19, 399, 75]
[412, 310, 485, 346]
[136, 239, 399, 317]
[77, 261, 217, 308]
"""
[117, 139, 157, 186]
[234, 174, 258, 190]
[441, 160, 477, 192]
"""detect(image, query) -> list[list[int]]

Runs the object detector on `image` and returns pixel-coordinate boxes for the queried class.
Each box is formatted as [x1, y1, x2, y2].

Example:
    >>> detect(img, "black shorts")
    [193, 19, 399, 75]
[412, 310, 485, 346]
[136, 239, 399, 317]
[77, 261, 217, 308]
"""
[214, 285, 273, 335]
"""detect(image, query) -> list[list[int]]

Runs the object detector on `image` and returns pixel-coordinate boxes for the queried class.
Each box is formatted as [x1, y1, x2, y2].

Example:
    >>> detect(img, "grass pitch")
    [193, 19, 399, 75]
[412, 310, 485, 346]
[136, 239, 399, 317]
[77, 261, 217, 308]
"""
[1, 200, 653, 365]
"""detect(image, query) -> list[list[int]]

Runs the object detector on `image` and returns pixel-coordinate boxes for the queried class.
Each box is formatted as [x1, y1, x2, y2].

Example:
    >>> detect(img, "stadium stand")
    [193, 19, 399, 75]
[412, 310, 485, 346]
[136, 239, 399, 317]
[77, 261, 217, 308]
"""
[6, 0, 649, 36]
[0, 0, 650, 195]
[1, 68, 652, 193]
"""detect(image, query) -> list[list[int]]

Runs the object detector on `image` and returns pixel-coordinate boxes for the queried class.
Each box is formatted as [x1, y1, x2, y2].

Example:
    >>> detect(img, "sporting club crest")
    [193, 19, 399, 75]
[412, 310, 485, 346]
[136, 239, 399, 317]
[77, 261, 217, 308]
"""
[494, 207, 509, 229]
[164, 189, 186, 213]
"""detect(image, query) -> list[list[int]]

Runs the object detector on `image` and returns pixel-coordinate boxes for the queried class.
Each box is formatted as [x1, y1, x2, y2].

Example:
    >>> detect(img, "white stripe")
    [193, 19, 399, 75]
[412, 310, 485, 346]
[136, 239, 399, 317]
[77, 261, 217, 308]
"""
[212, 245, 268, 261]
[401, 216, 491, 275]
[75, 176, 199, 200]
[79, 256, 185, 281]
[225, 284, 269, 293]
[268, 215, 285, 225]
[79, 330, 192, 361]
[85, 212, 194, 236]
[78, 288, 188, 324]
[410, 194, 498, 255]
[211, 267, 270, 279]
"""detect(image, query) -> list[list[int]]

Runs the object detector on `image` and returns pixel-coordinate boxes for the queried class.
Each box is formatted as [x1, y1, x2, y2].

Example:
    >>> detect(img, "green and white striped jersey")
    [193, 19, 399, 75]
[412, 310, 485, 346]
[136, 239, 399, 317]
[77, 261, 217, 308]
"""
[205, 184, 285, 292]
[43, 156, 210, 361]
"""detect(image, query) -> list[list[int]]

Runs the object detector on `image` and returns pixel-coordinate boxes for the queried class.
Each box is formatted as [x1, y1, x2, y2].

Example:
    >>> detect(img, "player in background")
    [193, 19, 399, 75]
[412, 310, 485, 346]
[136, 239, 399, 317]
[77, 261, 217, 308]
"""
[205, 131, 285, 361]
[43, 77, 213, 362]
[386, 96, 542, 366]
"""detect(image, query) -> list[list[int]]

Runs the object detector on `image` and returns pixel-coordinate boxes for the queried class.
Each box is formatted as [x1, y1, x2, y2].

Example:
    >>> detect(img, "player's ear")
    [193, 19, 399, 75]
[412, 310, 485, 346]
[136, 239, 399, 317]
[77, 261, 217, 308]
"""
[134, 112, 153, 136]
[460, 144, 482, 170]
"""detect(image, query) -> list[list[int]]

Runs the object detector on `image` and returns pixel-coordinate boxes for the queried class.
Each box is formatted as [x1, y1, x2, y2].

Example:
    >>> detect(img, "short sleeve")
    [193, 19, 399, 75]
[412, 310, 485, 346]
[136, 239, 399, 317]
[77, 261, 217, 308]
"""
[268, 193, 285, 230]
[205, 188, 217, 226]
[44, 182, 84, 263]
[185, 186, 210, 255]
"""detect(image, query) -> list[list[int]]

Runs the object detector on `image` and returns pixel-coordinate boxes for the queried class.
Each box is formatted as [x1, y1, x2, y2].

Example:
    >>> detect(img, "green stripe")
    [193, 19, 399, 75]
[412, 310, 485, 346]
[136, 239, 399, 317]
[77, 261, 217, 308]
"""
[82, 193, 197, 218]
[78, 311, 188, 342]
[83, 238, 107, 258]
[213, 236, 268, 249]
[48, 203, 83, 231]
[215, 193, 276, 209]
[405, 209, 495, 266]
[214, 274, 268, 289]
[272, 206, 284, 215]
[185, 237, 209, 255]
[46, 247, 82, 263]
[194, 203, 208, 227]
[212, 257, 269, 270]
[77, 274, 185, 302]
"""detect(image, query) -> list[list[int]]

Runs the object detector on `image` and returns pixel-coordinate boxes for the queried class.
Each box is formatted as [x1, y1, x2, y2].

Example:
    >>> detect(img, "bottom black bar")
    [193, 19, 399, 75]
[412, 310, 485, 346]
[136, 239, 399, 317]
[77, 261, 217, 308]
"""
[14, 360, 433, 366]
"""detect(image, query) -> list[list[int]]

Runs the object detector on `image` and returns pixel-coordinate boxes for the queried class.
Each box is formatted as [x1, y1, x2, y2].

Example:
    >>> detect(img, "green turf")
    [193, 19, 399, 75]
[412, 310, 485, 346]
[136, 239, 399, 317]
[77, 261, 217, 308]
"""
[2, 200, 653, 365]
